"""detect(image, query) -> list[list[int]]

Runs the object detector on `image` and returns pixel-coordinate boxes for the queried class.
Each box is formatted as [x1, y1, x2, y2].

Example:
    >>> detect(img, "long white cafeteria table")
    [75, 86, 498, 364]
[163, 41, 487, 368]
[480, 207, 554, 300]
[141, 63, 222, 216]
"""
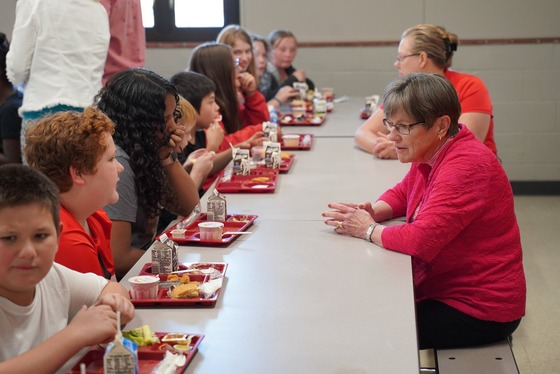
[281, 97, 367, 138]
[220, 137, 410, 220]
[122, 105, 419, 373]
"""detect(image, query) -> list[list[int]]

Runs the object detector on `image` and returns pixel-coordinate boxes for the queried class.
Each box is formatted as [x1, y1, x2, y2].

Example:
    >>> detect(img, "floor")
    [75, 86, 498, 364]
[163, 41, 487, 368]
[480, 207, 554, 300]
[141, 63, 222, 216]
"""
[510, 196, 560, 374]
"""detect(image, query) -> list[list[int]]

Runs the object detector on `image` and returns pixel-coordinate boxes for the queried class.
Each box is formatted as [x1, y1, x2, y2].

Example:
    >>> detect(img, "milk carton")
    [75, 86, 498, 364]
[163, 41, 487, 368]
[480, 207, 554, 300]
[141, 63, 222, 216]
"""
[264, 141, 282, 169]
[232, 148, 250, 175]
[150, 235, 178, 274]
[207, 189, 227, 221]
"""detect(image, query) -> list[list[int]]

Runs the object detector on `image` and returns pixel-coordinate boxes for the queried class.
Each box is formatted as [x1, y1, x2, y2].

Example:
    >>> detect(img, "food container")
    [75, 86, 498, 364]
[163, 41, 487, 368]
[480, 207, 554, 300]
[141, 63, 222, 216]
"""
[186, 148, 207, 164]
[207, 189, 227, 221]
[282, 134, 300, 148]
[170, 229, 186, 238]
[128, 276, 159, 299]
[313, 98, 327, 115]
[262, 121, 278, 142]
[264, 142, 282, 169]
[251, 145, 265, 162]
[232, 148, 250, 175]
[291, 105, 306, 119]
[321, 87, 335, 102]
[161, 333, 189, 344]
[198, 222, 224, 241]
[150, 239, 178, 274]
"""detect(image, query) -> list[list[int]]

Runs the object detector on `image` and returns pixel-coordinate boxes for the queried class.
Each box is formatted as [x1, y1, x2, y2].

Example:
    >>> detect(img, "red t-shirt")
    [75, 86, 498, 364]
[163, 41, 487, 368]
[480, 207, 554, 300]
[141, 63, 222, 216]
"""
[445, 70, 497, 154]
[239, 90, 269, 127]
[56, 206, 115, 278]
[378, 70, 497, 154]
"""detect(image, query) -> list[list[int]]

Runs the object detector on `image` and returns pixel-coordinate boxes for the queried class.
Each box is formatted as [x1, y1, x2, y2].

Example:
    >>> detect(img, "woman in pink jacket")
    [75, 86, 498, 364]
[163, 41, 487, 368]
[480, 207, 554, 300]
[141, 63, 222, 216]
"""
[323, 73, 525, 349]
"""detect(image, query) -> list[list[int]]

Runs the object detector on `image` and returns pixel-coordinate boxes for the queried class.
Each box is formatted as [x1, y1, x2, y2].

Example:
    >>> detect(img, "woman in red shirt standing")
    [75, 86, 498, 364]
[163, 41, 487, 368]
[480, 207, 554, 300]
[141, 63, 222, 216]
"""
[324, 73, 525, 349]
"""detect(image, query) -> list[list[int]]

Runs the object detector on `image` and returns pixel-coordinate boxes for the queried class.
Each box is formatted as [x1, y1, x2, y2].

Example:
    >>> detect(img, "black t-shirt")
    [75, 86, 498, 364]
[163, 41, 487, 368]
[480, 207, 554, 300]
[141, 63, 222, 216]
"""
[0, 90, 23, 153]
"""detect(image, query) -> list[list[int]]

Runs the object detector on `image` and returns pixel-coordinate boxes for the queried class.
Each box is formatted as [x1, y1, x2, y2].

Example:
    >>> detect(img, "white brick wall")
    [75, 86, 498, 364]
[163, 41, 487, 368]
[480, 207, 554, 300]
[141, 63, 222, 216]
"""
[2, 0, 559, 181]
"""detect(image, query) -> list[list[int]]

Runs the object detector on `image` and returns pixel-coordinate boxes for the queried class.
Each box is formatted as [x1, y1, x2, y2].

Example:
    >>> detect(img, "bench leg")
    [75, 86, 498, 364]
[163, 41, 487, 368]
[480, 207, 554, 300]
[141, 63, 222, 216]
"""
[436, 339, 519, 374]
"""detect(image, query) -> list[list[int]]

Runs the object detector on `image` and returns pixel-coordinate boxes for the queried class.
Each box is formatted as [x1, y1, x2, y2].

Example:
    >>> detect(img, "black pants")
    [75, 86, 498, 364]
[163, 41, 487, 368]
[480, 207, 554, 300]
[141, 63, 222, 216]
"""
[416, 299, 521, 349]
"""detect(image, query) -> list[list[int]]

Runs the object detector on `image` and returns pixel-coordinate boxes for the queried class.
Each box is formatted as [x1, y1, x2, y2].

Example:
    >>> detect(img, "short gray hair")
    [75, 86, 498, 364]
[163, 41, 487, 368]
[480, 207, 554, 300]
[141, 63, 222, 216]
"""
[383, 73, 460, 136]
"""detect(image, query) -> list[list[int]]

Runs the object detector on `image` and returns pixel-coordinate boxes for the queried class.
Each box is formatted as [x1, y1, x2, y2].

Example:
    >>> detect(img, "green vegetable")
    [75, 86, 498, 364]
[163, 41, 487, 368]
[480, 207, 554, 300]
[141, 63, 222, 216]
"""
[123, 325, 160, 347]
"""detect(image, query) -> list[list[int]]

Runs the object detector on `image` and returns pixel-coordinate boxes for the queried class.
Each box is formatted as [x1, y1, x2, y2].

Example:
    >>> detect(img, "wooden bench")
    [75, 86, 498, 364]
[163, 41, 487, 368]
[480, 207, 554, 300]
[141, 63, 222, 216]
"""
[436, 339, 519, 374]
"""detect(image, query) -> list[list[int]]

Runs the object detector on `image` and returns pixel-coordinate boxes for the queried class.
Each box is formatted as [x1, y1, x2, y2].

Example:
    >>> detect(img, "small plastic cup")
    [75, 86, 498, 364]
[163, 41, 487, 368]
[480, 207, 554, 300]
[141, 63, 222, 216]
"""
[321, 87, 335, 102]
[251, 146, 265, 163]
[198, 222, 224, 241]
[291, 106, 306, 118]
[282, 134, 300, 148]
[128, 275, 159, 299]
[186, 148, 208, 165]
[170, 228, 186, 238]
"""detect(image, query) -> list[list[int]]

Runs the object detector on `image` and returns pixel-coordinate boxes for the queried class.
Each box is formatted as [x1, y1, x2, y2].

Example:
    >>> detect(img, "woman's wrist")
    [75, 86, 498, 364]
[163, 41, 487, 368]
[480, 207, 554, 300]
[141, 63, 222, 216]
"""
[365, 222, 379, 242]
[161, 151, 178, 167]
[272, 96, 282, 106]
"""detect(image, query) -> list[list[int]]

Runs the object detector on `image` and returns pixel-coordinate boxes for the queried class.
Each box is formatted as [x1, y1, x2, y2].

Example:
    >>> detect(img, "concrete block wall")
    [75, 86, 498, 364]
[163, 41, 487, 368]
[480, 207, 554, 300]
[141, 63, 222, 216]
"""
[2, 0, 559, 182]
[297, 43, 560, 182]
[144, 41, 560, 182]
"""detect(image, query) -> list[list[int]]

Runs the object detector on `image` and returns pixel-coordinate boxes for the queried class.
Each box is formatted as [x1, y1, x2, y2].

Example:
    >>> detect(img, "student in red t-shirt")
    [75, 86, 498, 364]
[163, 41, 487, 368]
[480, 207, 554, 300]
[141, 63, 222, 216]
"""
[355, 24, 497, 158]
[188, 42, 270, 152]
[25, 107, 123, 279]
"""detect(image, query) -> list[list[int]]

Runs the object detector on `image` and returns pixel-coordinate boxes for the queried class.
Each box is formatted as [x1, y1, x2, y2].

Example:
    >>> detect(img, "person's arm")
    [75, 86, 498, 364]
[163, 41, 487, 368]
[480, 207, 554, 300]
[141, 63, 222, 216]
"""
[0, 104, 23, 164]
[322, 200, 394, 243]
[460, 112, 491, 142]
[279, 73, 300, 89]
[381, 159, 488, 262]
[354, 108, 398, 159]
[370, 200, 394, 223]
[96, 281, 135, 325]
[5, 2, 36, 85]
[0, 138, 22, 165]
[0, 305, 119, 373]
[267, 86, 299, 109]
[218, 124, 264, 152]
[161, 157, 200, 216]
[185, 152, 214, 190]
[354, 108, 384, 153]
[204, 124, 224, 152]
[240, 88, 270, 125]
[110, 220, 145, 280]
[210, 148, 232, 175]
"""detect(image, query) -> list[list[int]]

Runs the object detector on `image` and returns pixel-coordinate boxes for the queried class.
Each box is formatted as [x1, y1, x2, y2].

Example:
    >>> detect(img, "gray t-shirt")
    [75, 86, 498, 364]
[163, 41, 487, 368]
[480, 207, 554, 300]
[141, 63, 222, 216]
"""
[103, 147, 158, 250]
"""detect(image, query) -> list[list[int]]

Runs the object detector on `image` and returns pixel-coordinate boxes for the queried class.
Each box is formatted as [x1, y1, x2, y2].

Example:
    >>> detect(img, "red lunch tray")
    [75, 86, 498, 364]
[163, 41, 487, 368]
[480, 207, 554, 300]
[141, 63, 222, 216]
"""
[130, 262, 228, 307]
[279, 113, 326, 126]
[68, 332, 204, 373]
[140, 262, 228, 278]
[280, 134, 313, 150]
[161, 214, 257, 245]
[215, 169, 279, 193]
[255, 152, 295, 174]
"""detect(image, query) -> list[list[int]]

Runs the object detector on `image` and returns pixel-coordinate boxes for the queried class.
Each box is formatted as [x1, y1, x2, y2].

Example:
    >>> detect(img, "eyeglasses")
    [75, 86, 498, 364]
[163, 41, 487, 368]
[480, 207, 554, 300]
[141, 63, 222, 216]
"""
[395, 53, 420, 63]
[382, 118, 425, 135]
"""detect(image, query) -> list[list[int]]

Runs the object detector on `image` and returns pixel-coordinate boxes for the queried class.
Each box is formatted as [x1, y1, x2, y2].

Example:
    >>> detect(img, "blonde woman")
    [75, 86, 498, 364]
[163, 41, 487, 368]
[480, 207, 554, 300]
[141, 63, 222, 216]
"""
[354, 24, 496, 159]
